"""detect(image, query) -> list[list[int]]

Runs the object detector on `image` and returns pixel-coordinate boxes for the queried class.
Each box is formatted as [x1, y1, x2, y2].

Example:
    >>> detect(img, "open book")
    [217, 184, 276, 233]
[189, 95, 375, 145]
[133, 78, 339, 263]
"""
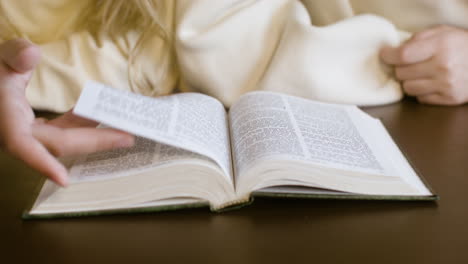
[25, 82, 437, 218]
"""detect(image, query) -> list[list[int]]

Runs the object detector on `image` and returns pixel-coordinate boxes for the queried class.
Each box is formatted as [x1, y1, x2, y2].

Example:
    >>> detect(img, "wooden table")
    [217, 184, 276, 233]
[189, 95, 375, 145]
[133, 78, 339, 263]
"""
[1, 98, 467, 264]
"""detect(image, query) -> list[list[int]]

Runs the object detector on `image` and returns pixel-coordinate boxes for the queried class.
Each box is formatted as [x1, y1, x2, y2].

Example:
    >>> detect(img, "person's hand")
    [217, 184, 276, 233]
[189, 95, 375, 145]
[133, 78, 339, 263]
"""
[381, 25, 468, 105]
[0, 39, 135, 186]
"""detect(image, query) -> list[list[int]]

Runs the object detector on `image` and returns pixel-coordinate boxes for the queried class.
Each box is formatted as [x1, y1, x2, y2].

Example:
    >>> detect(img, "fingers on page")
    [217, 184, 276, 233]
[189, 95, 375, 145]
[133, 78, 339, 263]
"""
[46, 110, 100, 129]
[4, 134, 68, 186]
[32, 125, 135, 157]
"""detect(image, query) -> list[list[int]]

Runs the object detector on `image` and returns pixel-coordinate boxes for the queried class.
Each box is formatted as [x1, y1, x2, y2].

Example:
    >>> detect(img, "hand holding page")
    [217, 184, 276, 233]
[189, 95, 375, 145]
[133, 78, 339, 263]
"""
[74, 82, 233, 179]
[26, 82, 436, 218]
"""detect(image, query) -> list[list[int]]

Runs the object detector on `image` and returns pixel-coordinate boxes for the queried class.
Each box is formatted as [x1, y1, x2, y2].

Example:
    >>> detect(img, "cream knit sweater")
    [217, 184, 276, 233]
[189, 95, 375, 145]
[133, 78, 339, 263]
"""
[2, 0, 468, 112]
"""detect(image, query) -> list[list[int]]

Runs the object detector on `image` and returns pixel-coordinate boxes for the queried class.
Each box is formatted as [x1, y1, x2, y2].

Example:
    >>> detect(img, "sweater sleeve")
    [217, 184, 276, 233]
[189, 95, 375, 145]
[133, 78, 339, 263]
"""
[175, 0, 405, 107]
[26, 32, 132, 112]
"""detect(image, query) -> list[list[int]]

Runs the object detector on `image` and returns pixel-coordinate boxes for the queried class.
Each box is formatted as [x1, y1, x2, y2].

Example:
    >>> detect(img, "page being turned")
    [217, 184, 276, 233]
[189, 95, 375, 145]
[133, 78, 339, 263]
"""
[74, 81, 232, 181]
[68, 136, 217, 183]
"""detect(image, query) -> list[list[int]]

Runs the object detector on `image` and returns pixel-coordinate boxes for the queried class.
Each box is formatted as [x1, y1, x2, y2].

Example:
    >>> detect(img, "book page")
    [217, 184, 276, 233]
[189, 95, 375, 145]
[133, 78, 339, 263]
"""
[353, 115, 432, 195]
[229, 92, 305, 175]
[229, 92, 390, 177]
[74, 82, 232, 181]
[68, 136, 214, 183]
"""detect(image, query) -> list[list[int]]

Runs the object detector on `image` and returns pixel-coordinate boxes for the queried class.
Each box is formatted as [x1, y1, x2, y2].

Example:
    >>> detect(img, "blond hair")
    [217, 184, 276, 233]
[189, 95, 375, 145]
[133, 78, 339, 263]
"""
[1, 0, 176, 96]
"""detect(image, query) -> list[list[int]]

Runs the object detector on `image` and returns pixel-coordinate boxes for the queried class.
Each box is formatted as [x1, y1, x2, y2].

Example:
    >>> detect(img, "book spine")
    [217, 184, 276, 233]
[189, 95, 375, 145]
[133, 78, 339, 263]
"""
[211, 195, 253, 212]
